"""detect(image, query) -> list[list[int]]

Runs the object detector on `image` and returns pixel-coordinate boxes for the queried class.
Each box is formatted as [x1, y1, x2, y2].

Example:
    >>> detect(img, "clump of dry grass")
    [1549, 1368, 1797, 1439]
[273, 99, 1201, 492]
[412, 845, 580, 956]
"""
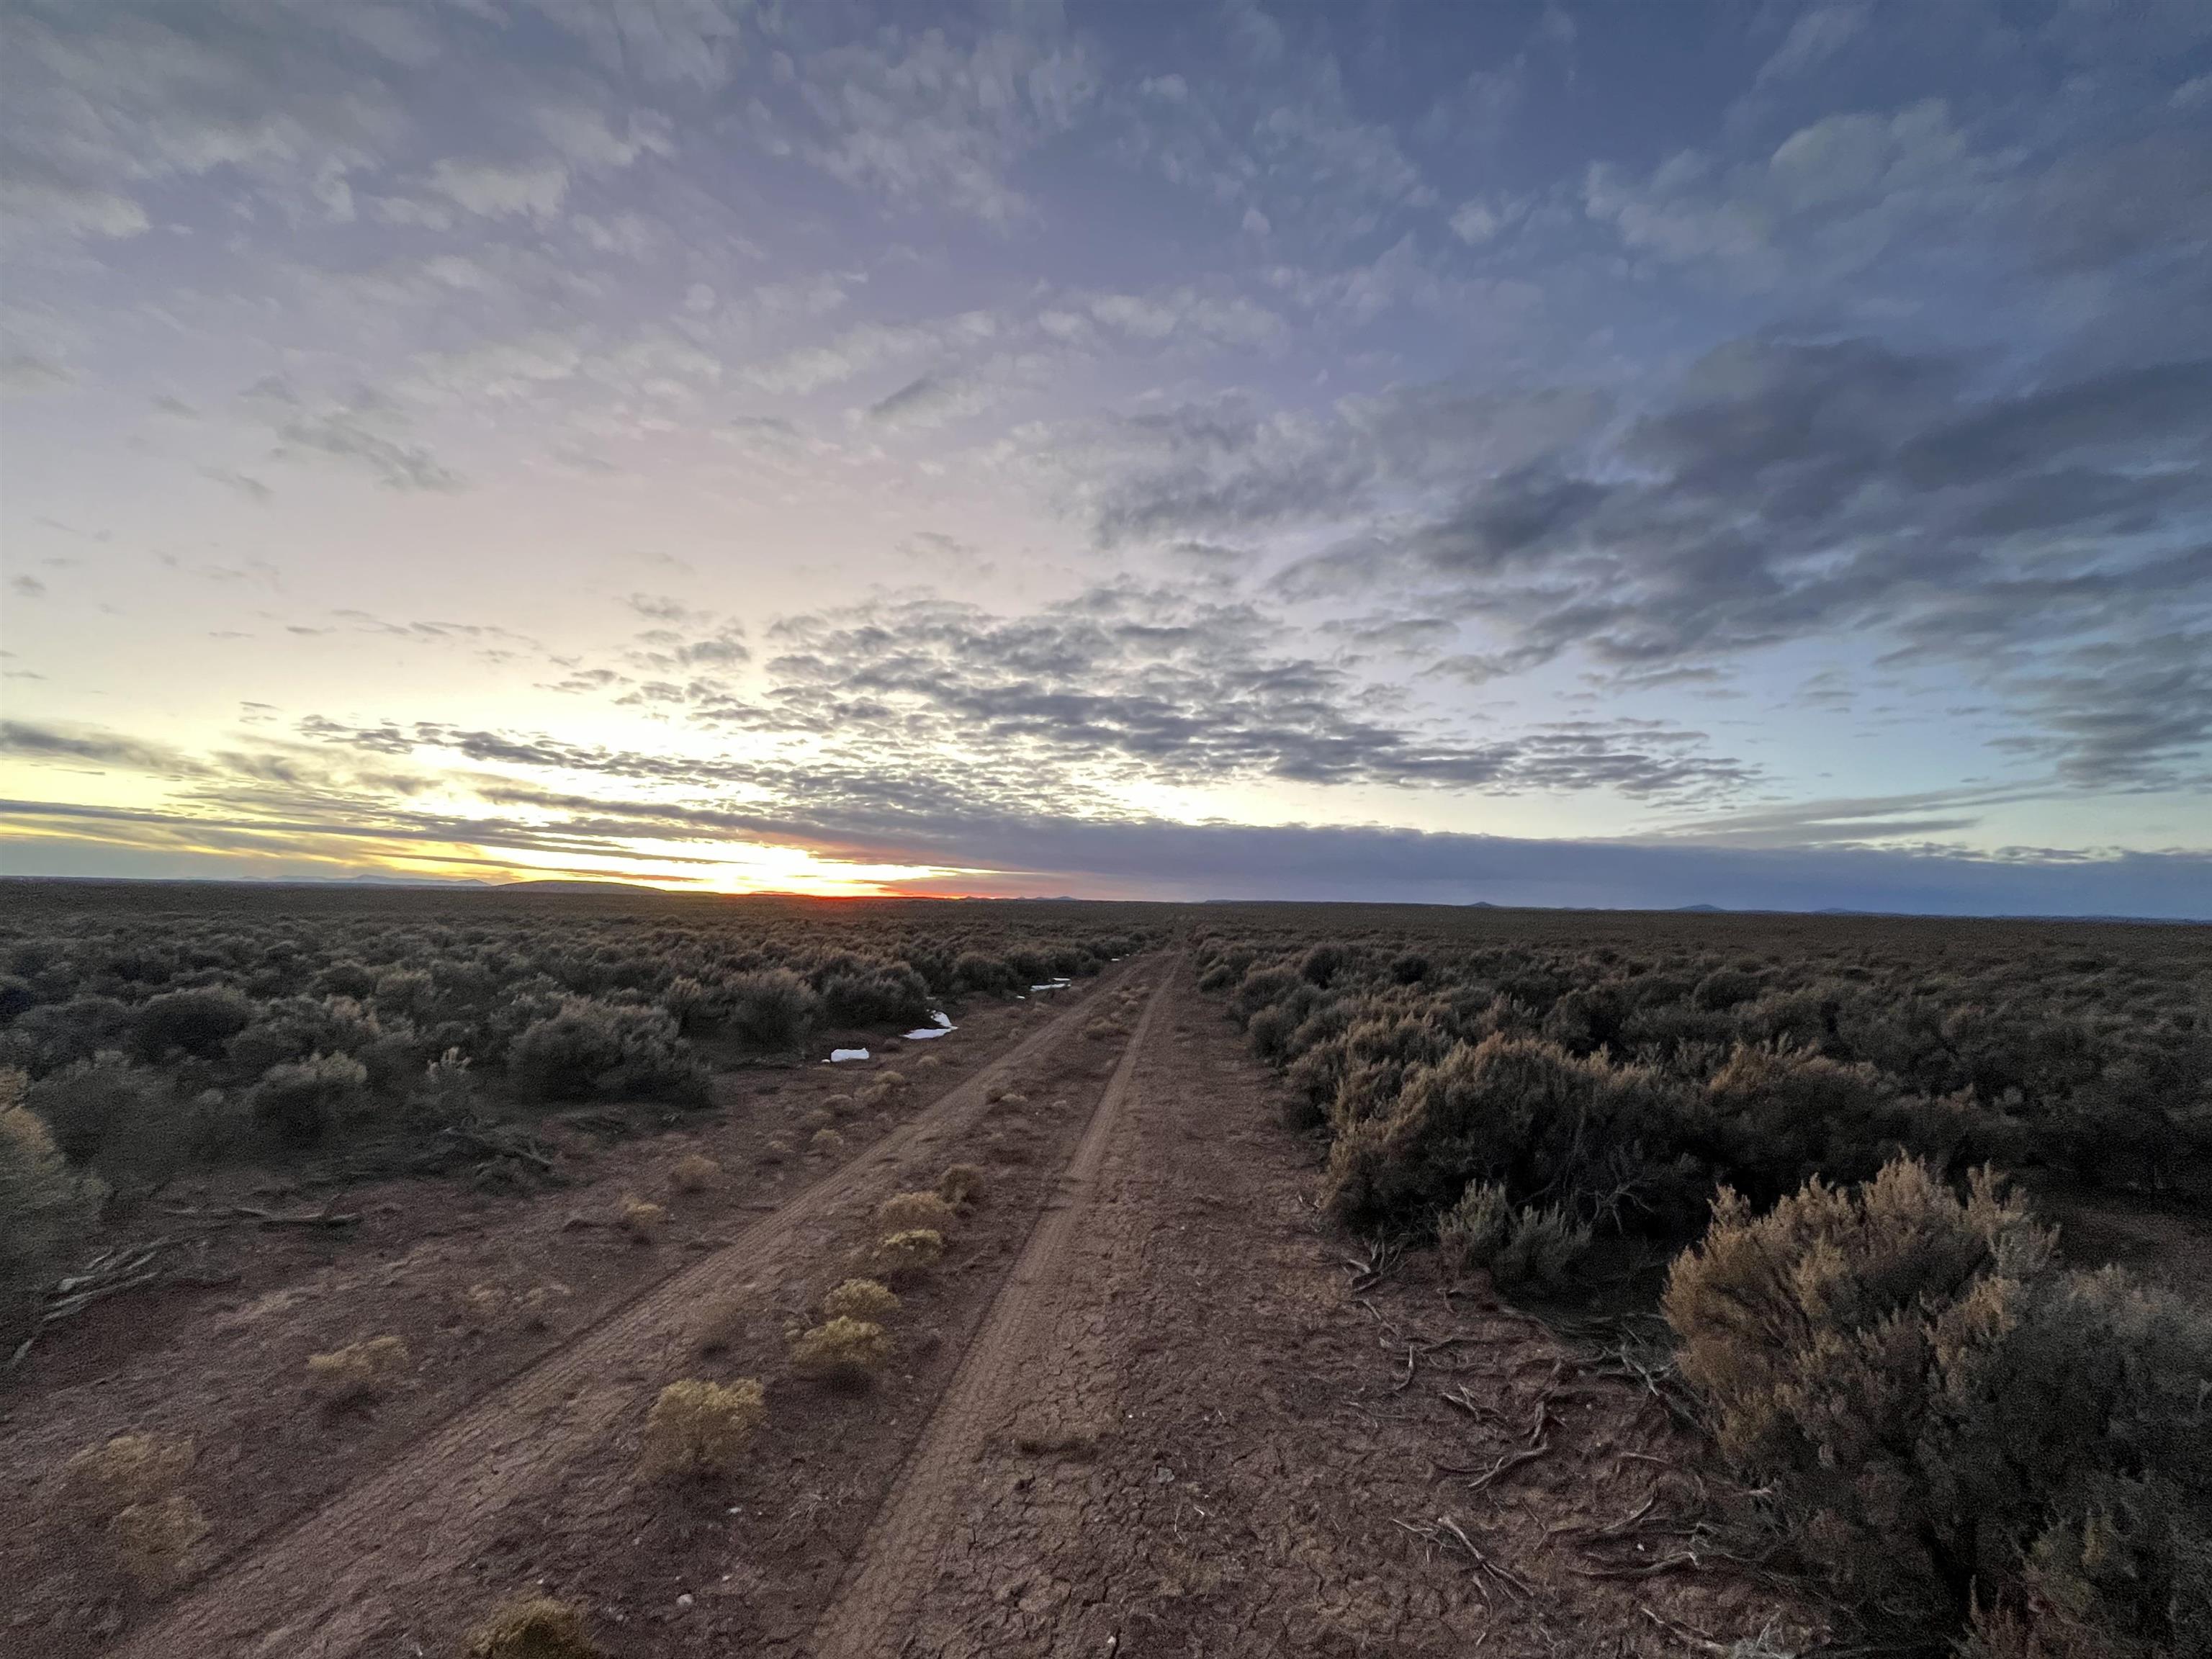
[822, 1277, 899, 1321]
[876, 1189, 956, 1232]
[307, 1334, 410, 1408]
[809, 1127, 845, 1157]
[56, 1431, 207, 1591]
[639, 1377, 765, 1480]
[914, 1053, 943, 1073]
[760, 1135, 793, 1164]
[937, 1164, 987, 1208]
[871, 1228, 945, 1277]
[462, 1594, 603, 1658]
[982, 1079, 1010, 1103]
[669, 1153, 721, 1193]
[618, 1195, 665, 1242]
[788, 1316, 892, 1385]
[822, 1091, 856, 1117]
[858, 1069, 908, 1110]
[459, 1283, 505, 1326]
[520, 1281, 570, 1331]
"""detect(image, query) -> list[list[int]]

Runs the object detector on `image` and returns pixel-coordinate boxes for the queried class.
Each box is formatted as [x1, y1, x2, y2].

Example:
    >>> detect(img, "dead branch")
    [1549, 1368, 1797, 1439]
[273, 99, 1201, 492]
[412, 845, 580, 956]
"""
[1464, 1439, 1552, 1493]
[159, 1202, 360, 1228]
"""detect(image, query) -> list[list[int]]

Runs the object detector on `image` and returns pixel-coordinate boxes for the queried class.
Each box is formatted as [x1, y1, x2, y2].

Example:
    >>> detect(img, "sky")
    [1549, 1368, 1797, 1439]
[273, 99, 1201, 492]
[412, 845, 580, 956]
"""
[1, 0, 2208, 915]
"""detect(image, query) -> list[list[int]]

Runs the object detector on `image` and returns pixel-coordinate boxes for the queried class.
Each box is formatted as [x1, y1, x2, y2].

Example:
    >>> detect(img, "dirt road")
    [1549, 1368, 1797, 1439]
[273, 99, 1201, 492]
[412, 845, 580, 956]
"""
[111, 961, 1153, 1659]
[806, 963, 1176, 1655]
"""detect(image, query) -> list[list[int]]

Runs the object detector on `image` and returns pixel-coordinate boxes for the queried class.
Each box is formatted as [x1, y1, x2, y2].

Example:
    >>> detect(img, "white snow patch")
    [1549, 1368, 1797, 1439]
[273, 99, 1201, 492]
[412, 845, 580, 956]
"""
[930, 1010, 953, 1028]
[1030, 979, 1072, 992]
[826, 1048, 870, 1063]
[901, 1026, 951, 1040]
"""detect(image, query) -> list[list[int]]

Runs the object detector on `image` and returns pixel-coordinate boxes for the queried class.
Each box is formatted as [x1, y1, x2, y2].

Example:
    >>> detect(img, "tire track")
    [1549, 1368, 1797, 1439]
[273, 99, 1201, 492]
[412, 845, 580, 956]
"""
[116, 960, 1154, 1659]
[806, 961, 1179, 1658]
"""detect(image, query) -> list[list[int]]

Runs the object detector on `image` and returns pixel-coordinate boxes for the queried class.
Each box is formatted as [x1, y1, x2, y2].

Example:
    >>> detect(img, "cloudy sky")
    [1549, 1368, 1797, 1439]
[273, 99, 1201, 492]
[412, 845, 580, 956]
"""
[1, 0, 2208, 914]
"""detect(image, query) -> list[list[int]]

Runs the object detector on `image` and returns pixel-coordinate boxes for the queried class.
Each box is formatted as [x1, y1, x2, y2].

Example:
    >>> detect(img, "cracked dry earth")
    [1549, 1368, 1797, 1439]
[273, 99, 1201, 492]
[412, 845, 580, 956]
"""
[19, 953, 1818, 1657]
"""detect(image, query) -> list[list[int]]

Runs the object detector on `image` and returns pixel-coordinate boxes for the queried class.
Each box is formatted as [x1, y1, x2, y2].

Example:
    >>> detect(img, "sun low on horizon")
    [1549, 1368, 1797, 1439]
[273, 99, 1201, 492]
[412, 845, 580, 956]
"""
[2, 0, 2209, 917]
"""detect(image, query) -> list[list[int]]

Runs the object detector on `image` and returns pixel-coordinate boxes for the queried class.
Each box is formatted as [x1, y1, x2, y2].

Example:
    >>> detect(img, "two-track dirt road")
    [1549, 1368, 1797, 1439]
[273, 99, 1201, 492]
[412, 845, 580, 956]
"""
[86, 953, 1811, 1657]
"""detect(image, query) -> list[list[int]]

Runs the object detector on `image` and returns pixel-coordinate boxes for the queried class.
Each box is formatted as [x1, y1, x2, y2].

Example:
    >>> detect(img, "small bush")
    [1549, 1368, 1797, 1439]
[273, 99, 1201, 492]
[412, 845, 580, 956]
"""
[249, 1051, 370, 1146]
[669, 1153, 721, 1193]
[128, 985, 251, 1061]
[56, 1430, 206, 1592]
[724, 968, 819, 1050]
[1436, 1179, 1591, 1295]
[822, 1277, 900, 1321]
[306, 1334, 410, 1407]
[788, 1315, 893, 1385]
[638, 1377, 765, 1480]
[57, 1431, 197, 1525]
[1, 1069, 102, 1334]
[937, 1164, 987, 1208]
[462, 1595, 603, 1659]
[618, 1196, 665, 1243]
[508, 1001, 709, 1106]
[876, 1190, 956, 1232]
[1666, 1156, 2212, 1649]
[872, 1228, 945, 1277]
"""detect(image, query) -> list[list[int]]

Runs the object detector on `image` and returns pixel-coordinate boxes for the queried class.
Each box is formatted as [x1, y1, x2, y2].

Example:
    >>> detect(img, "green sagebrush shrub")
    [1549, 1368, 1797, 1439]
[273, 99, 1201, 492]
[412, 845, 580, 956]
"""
[250, 1051, 369, 1145]
[1322, 1032, 1692, 1231]
[1436, 1179, 1592, 1295]
[1665, 1156, 2212, 1655]
[1, 1068, 103, 1334]
[506, 1000, 710, 1105]
[722, 968, 819, 1049]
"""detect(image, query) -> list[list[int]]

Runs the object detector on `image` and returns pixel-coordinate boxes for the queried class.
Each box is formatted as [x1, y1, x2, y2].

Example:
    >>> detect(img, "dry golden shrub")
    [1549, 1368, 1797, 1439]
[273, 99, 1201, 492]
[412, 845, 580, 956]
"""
[822, 1277, 899, 1321]
[55, 1433, 210, 1593]
[914, 1053, 943, 1073]
[788, 1316, 892, 1384]
[462, 1594, 603, 1658]
[307, 1334, 410, 1407]
[876, 1190, 955, 1232]
[983, 1079, 1010, 1103]
[871, 1228, 945, 1277]
[668, 1153, 721, 1193]
[822, 1091, 856, 1116]
[995, 1092, 1030, 1110]
[809, 1127, 845, 1157]
[638, 1377, 765, 1480]
[459, 1283, 505, 1326]
[759, 1136, 793, 1164]
[937, 1164, 987, 1208]
[618, 1195, 665, 1242]
[109, 1495, 209, 1592]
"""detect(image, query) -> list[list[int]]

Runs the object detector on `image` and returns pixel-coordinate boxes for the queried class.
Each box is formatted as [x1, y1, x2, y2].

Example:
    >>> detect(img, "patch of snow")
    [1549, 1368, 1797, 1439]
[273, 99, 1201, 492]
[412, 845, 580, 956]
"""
[930, 1010, 953, 1028]
[826, 1048, 870, 1063]
[901, 1026, 951, 1040]
[1030, 979, 1072, 992]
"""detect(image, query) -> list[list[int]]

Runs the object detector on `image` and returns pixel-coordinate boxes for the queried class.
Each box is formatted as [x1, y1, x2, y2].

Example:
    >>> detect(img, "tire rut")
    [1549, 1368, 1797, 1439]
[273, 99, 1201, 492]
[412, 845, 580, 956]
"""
[805, 961, 1180, 1658]
[115, 959, 1155, 1659]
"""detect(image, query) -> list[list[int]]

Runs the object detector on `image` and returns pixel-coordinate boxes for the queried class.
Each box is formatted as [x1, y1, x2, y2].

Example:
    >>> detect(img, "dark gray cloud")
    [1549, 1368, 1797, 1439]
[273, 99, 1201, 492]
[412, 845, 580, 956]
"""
[1055, 338, 2212, 791]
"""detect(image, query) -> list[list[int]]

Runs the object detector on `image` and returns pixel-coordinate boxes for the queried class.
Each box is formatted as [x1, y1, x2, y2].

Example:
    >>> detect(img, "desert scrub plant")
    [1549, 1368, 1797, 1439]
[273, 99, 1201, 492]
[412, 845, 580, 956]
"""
[822, 1277, 900, 1321]
[1665, 1155, 2212, 1652]
[809, 1127, 845, 1157]
[1, 1067, 102, 1334]
[249, 1051, 369, 1146]
[668, 1152, 721, 1193]
[872, 1228, 945, 1277]
[306, 1334, 410, 1408]
[789, 1316, 893, 1385]
[1435, 1179, 1591, 1295]
[876, 1189, 956, 1232]
[638, 1377, 765, 1480]
[937, 1164, 987, 1208]
[618, 1195, 666, 1243]
[462, 1595, 603, 1659]
[724, 968, 819, 1050]
[55, 1431, 207, 1592]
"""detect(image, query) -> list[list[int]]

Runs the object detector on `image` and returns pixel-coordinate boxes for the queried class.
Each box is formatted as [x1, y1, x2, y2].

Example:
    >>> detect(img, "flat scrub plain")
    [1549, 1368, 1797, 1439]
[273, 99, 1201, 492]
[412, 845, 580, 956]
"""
[1, 886, 2204, 1658]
